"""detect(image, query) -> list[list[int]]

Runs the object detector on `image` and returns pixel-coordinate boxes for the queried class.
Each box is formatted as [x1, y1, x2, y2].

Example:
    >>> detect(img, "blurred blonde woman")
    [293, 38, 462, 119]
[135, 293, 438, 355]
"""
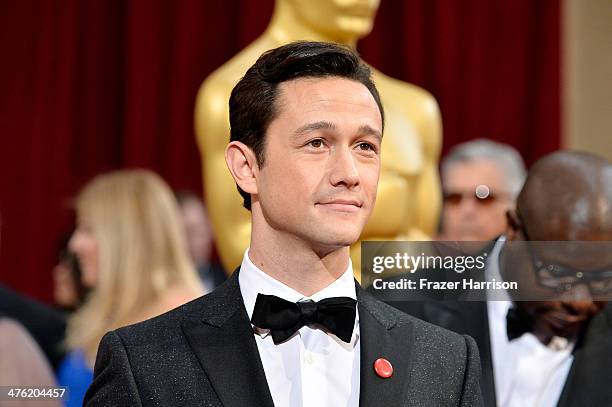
[57, 170, 203, 407]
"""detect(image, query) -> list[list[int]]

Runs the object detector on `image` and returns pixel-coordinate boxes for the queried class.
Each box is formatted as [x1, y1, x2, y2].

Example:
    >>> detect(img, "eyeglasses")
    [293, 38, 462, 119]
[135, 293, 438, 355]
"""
[530, 252, 612, 294]
[443, 186, 507, 206]
[517, 209, 612, 295]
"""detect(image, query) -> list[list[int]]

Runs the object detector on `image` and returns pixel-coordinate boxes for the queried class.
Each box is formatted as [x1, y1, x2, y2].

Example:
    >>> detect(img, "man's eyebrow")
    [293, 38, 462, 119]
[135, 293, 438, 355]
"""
[293, 121, 382, 140]
[358, 125, 382, 141]
[293, 121, 336, 138]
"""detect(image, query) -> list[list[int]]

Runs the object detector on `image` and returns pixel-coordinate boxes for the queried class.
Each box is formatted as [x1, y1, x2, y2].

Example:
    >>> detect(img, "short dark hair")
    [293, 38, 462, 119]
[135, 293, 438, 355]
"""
[229, 41, 384, 210]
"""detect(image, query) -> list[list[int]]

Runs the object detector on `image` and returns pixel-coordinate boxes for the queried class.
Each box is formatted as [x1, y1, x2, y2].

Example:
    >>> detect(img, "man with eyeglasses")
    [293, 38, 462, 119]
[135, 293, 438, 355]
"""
[439, 139, 526, 242]
[391, 150, 612, 406]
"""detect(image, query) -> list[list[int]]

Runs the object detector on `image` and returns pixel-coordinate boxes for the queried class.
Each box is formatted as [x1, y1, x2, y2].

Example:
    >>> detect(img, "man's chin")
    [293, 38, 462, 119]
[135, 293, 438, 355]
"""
[308, 231, 361, 253]
[455, 229, 486, 240]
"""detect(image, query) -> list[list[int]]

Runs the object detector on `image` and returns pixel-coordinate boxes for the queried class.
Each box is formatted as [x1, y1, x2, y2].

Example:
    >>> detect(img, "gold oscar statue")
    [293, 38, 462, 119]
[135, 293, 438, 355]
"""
[195, 0, 442, 276]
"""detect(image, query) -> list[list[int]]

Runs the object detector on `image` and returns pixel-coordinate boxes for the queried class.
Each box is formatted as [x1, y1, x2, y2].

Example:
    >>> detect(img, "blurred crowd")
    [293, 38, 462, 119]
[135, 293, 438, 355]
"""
[0, 170, 226, 407]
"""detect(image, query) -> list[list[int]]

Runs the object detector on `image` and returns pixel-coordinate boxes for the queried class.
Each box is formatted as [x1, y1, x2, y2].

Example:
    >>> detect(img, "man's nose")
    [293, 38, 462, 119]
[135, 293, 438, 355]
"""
[329, 147, 360, 188]
[560, 285, 593, 302]
[458, 195, 479, 215]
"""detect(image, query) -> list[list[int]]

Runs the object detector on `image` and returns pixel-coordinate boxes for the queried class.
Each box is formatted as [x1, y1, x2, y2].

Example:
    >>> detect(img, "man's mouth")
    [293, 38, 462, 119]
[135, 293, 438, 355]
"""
[316, 199, 362, 213]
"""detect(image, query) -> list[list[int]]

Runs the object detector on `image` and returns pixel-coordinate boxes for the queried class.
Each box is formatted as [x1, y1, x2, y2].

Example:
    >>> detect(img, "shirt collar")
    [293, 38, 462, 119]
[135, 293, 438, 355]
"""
[238, 248, 359, 345]
[486, 235, 513, 302]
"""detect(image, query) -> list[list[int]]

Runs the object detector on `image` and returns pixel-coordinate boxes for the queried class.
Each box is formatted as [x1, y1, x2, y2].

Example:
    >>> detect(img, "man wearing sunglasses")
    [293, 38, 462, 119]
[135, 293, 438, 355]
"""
[439, 139, 526, 242]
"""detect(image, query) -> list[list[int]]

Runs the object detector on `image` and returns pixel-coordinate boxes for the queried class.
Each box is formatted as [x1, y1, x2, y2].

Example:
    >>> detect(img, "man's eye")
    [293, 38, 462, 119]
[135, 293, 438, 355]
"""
[308, 139, 323, 148]
[358, 142, 374, 151]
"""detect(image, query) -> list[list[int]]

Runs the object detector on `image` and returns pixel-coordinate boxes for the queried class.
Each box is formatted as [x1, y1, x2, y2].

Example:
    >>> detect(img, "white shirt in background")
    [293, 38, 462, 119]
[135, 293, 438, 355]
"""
[487, 237, 574, 407]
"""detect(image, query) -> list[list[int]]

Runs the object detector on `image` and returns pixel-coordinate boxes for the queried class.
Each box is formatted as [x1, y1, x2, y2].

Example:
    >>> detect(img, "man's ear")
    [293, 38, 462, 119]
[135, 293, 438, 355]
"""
[505, 209, 521, 241]
[225, 141, 259, 195]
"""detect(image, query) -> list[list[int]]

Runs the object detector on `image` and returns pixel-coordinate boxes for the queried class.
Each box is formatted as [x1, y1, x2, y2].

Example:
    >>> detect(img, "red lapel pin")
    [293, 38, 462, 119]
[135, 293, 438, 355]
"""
[373, 358, 393, 378]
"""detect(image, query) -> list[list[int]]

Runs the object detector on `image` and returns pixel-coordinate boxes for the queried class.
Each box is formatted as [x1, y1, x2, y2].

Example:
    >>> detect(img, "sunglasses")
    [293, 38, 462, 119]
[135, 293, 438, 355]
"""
[443, 187, 506, 206]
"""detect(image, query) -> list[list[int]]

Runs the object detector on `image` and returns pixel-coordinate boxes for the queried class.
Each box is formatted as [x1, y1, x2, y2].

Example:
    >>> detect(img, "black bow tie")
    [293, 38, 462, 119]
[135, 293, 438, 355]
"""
[506, 305, 535, 341]
[250, 293, 357, 345]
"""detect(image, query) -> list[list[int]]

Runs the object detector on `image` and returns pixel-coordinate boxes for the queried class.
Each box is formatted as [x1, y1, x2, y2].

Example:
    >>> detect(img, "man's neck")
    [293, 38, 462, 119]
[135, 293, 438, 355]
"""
[264, 2, 358, 48]
[248, 232, 351, 297]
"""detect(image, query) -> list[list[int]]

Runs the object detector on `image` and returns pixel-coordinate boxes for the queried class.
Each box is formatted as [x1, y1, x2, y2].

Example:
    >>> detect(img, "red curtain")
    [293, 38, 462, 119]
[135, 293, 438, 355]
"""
[360, 0, 560, 160]
[0, 0, 560, 302]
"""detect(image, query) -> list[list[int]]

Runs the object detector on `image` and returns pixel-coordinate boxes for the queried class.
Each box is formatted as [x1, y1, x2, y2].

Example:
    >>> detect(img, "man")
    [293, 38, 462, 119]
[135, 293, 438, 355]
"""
[439, 139, 526, 242]
[85, 41, 481, 406]
[395, 151, 612, 406]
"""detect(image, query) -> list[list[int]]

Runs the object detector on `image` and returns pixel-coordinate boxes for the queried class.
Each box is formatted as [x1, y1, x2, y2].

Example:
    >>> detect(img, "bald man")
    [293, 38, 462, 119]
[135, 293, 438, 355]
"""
[391, 151, 612, 407]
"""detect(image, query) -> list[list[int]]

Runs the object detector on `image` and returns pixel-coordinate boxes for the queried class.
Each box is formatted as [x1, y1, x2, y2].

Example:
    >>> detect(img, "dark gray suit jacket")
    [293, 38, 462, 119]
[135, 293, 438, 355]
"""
[84, 269, 483, 406]
[393, 301, 612, 407]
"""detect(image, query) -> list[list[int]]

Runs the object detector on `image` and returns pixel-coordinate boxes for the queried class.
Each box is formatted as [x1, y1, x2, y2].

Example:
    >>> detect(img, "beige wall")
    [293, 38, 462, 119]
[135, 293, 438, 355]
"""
[564, 0, 612, 161]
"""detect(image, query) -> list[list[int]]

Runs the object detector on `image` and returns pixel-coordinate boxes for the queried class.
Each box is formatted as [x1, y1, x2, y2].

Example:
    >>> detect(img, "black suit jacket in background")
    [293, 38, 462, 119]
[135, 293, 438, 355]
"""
[0, 284, 67, 370]
[392, 301, 612, 407]
[85, 269, 483, 406]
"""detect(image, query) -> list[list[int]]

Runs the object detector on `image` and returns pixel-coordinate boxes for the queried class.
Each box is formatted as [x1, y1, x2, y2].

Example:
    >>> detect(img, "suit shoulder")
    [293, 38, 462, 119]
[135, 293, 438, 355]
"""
[114, 294, 208, 347]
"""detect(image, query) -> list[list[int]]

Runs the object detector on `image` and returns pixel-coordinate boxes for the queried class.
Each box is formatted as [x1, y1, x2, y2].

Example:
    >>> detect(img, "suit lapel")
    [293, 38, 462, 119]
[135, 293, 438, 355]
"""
[556, 305, 612, 407]
[181, 269, 274, 407]
[357, 284, 415, 407]
[423, 301, 497, 406]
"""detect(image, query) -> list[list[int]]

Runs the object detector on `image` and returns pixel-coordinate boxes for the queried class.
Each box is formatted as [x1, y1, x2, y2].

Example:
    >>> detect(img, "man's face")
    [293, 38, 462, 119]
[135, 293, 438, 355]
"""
[505, 224, 612, 340]
[253, 77, 382, 253]
[441, 159, 513, 241]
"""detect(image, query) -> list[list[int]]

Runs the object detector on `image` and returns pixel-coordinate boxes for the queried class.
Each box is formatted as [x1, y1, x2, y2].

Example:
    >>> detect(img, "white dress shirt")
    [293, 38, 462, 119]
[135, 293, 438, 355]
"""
[486, 237, 574, 407]
[238, 249, 360, 407]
